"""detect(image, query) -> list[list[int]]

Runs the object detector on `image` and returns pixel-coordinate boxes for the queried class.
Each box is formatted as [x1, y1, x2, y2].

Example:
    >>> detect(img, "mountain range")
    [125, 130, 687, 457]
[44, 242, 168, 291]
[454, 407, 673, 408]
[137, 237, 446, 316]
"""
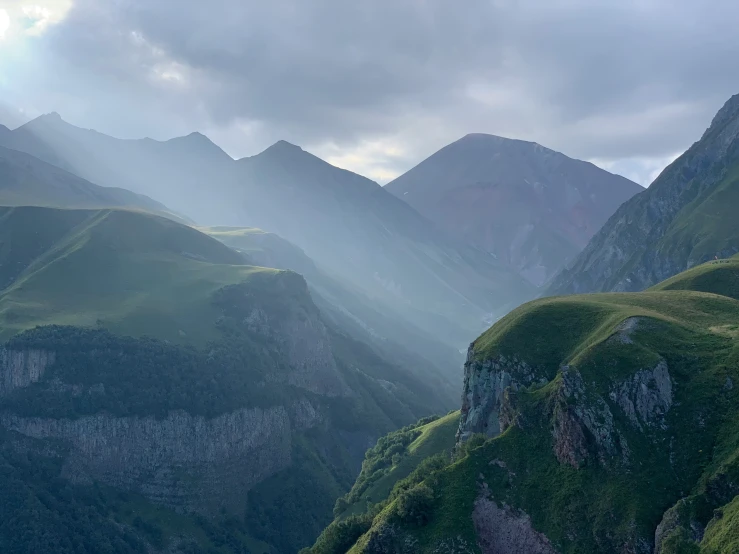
[0, 114, 535, 353]
[3, 90, 739, 554]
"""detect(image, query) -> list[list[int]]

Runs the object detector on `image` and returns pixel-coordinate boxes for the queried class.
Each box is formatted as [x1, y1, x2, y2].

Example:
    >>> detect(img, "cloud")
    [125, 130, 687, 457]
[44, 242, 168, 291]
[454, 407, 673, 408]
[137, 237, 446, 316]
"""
[2, 0, 739, 184]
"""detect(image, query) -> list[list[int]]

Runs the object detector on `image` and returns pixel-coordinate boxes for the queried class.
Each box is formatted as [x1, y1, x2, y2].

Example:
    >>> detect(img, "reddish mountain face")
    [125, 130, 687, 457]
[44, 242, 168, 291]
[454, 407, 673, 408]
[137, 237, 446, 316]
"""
[385, 134, 643, 286]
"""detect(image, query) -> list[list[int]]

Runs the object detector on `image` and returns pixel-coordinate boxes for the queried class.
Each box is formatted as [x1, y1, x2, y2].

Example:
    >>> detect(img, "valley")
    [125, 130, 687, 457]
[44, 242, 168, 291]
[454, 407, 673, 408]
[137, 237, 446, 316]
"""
[1, 83, 739, 554]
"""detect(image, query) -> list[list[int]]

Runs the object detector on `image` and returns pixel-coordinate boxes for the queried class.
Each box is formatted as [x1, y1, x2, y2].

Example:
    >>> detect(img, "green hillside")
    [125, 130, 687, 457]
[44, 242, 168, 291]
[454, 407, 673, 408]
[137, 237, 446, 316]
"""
[0, 206, 269, 342]
[0, 206, 453, 554]
[306, 258, 739, 553]
[302, 412, 460, 554]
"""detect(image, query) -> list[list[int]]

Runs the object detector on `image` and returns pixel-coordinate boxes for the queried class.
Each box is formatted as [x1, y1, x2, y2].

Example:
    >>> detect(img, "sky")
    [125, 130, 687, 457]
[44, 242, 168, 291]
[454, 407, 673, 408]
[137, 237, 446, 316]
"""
[1, 1, 739, 186]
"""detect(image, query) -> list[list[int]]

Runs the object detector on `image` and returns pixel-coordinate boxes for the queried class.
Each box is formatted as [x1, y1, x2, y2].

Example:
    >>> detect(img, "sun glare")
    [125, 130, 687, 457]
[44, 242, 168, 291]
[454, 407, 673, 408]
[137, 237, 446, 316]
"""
[0, 10, 10, 39]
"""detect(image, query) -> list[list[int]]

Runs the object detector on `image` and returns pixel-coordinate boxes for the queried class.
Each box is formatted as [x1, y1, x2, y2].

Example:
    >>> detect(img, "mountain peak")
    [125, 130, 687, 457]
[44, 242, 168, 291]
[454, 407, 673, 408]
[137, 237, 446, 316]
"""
[455, 132, 546, 152]
[37, 111, 64, 123]
[261, 140, 304, 156]
[702, 93, 739, 140]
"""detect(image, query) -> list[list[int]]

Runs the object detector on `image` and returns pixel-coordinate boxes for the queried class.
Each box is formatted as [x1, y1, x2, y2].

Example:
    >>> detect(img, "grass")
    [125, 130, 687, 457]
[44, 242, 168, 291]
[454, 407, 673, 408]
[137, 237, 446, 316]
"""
[652, 255, 739, 301]
[0, 206, 281, 343]
[318, 256, 739, 553]
[342, 412, 460, 518]
[658, 159, 739, 265]
[701, 496, 739, 553]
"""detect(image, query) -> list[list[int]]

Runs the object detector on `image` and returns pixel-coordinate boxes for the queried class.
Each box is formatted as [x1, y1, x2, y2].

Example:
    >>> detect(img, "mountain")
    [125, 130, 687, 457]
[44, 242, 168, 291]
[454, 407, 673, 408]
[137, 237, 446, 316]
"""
[2, 112, 234, 223]
[0, 145, 176, 217]
[550, 94, 739, 295]
[385, 134, 642, 287]
[203, 226, 464, 401]
[0, 205, 455, 553]
[2, 114, 534, 353]
[232, 142, 533, 349]
[303, 256, 739, 554]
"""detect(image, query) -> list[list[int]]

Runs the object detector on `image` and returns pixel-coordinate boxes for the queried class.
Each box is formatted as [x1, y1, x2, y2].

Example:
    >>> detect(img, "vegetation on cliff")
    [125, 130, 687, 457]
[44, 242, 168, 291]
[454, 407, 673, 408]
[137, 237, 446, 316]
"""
[305, 256, 739, 553]
[0, 206, 454, 553]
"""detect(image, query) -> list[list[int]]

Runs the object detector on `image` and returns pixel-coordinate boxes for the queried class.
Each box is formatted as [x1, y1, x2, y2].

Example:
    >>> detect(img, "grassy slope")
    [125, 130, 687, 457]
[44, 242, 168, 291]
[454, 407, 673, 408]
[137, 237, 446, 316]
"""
[321, 257, 739, 553]
[0, 206, 454, 553]
[341, 412, 460, 518]
[0, 206, 278, 342]
[303, 412, 459, 554]
[656, 159, 739, 266]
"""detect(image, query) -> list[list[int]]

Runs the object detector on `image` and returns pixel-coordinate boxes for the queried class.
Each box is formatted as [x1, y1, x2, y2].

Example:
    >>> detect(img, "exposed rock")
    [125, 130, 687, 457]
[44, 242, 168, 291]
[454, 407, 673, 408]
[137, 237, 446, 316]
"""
[608, 317, 642, 345]
[552, 367, 618, 467]
[654, 498, 704, 554]
[458, 345, 546, 442]
[472, 495, 557, 554]
[610, 360, 672, 430]
[0, 401, 321, 513]
[0, 349, 55, 396]
[215, 279, 351, 397]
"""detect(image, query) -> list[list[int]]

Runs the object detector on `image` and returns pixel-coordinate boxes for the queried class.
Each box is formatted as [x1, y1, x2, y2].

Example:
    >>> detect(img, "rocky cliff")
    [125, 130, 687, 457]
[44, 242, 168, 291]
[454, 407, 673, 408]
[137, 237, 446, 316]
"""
[2, 405, 303, 513]
[550, 93, 739, 295]
[0, 348, 55, 396]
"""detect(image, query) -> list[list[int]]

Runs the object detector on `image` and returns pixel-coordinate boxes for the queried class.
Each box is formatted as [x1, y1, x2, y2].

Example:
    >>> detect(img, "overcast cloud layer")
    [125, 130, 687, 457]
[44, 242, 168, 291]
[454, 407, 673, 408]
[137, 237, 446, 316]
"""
[1, 0, 739, 184]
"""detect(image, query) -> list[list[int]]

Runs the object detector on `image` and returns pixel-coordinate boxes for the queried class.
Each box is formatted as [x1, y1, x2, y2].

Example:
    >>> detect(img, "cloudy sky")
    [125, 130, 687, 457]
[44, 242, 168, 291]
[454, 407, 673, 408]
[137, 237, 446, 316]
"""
[1, 0, 739, 185]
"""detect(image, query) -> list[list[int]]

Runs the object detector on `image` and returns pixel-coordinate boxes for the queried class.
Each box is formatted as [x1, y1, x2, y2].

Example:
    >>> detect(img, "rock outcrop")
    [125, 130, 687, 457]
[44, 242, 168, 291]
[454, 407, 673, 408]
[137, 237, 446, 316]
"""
[610, 360, 673, 431]
[457, 345, 547, 442]
[552, 367, 619, 467]
[473, 494, 557, 554]
[0, 348, 55, 396]
[215, 277, 352, 397]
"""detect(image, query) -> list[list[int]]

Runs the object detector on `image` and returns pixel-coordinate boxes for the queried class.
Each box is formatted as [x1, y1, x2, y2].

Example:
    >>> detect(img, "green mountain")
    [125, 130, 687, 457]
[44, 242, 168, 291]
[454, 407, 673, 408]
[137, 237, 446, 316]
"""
[2, 114, 534, 352]
[0, 206, 455, 553]
[0, 145, 175, 218]
[304, 256, 739, 553]
[385, 133, 642, 287]
[550, 93, 739, 295]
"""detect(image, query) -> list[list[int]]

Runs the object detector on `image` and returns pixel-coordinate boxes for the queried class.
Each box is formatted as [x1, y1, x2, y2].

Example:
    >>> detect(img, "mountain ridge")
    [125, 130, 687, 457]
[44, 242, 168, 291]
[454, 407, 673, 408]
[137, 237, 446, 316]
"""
[549, 93, 739, 295]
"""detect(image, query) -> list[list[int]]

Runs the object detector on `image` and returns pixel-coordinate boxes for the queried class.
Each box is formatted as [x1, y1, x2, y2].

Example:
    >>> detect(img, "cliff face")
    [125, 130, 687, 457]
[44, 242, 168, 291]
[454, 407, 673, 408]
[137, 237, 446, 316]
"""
[0, 349, 55, 396]
[0, 345, 326, 514]
[214, 275, 351, 397]
[2, 405, 302, 513]
[457, 347, 545, 442]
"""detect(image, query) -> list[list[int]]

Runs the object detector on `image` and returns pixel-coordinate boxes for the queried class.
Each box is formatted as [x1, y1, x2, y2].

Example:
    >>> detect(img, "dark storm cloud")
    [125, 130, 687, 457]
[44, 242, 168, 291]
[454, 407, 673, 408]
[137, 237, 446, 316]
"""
[4, 0, 739, 182]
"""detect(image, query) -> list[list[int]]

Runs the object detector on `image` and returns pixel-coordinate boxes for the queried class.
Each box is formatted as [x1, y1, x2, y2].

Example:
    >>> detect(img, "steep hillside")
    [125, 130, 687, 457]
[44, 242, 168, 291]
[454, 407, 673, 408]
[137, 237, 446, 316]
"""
[0, 145, 175, 218]
[233, 142, 533, 349]
[203, 226, 464, 392]
[305, 257, 739, 553]
[0, 206, 454, 553]
[385, 134, 641, 286]
[550, 93, 739, 295]
[1, 115, 533, 352]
